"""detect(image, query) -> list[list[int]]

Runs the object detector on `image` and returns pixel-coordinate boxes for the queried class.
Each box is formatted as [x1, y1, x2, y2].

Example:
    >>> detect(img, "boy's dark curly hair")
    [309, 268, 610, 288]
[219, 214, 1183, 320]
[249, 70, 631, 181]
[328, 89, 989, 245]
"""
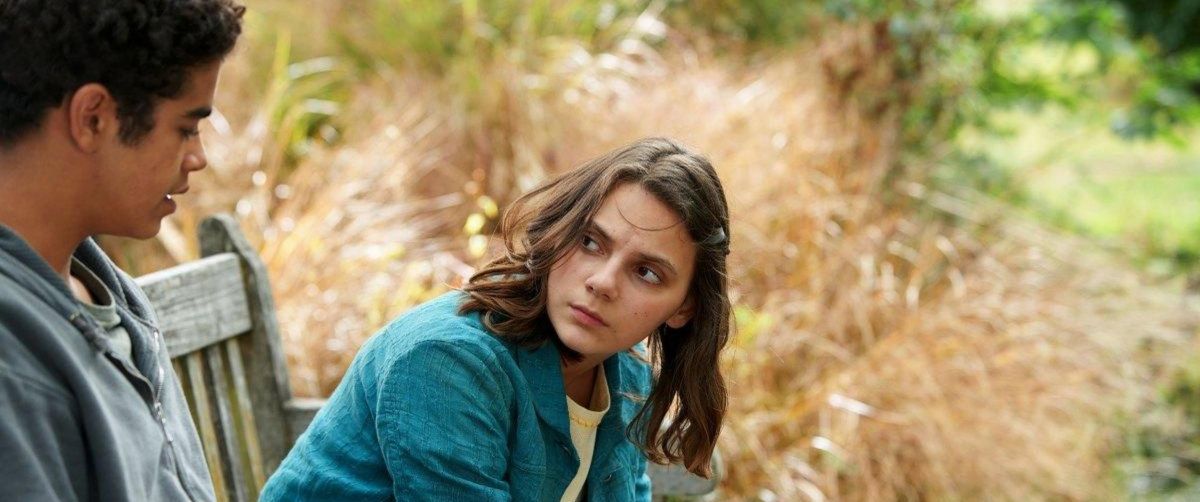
[0, 0, 246, 146]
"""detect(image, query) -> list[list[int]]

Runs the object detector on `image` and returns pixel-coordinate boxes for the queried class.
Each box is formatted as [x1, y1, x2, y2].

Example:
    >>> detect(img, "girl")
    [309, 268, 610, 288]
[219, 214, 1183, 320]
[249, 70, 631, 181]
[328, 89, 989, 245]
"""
[261, 137, 731, 501]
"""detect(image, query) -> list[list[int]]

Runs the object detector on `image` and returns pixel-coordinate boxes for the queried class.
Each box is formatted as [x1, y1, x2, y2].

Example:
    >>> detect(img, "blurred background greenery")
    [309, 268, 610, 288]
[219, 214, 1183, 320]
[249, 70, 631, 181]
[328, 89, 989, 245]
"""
[104, 0, 1199, 499]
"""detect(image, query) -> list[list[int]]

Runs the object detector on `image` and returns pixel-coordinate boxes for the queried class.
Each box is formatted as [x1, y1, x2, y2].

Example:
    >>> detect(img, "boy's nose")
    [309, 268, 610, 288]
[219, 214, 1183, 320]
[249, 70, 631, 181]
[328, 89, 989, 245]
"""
[183, 140, 208, 172]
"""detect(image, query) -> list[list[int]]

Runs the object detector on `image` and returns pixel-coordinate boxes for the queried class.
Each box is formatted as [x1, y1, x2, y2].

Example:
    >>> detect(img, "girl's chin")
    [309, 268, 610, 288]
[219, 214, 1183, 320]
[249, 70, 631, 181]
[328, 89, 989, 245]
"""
[556, 332, 610, 360]
[557, 332, 593, 355]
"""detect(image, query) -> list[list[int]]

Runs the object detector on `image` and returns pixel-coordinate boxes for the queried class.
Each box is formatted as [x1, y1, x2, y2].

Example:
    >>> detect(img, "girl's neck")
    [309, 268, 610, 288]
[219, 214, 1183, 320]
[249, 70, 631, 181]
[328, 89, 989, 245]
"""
[560, 357, 601, 406]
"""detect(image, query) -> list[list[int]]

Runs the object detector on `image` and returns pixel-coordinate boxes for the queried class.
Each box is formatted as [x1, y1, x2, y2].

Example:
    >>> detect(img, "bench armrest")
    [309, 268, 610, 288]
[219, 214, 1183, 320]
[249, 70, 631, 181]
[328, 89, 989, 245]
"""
[283, 397, 327, 444]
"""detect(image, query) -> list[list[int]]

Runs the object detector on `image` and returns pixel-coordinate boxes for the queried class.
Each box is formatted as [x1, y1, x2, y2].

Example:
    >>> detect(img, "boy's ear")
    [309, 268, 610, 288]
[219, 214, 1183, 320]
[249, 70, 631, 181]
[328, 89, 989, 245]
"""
[665, 294, 695, 329]
[67, 83, 116, 152]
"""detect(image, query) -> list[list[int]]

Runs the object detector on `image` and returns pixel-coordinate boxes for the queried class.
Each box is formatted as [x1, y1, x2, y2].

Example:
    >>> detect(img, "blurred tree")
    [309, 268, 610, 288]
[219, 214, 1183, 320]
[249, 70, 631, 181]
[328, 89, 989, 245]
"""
[1113, 0, 1200, 56]
[1057, 0, 1200, 139]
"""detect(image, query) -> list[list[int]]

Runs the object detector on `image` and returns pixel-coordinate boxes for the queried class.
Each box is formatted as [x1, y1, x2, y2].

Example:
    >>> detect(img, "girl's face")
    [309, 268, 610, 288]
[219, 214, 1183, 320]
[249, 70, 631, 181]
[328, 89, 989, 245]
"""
[546, 183, 697, 361]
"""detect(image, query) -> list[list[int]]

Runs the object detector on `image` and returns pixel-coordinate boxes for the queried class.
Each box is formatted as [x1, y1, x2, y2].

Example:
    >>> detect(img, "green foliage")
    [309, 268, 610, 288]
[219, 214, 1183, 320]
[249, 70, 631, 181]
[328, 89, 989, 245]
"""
[256, 31, 351, 181]
[1112, 49, 1200, 142]
[331, 0, 655, 75]
[862, 0, 1200, 145]
[1050, 0, 1200, 139]
[1118, 347, 1200, 499]
[1111, 0, 1200, 56]
[1034, 159, 1200, 273]
[665, 0, 820, 45]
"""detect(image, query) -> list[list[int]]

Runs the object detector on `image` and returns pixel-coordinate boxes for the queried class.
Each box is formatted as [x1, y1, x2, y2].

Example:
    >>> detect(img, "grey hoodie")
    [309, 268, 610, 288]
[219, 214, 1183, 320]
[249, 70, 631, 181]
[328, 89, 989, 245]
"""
[0, 225, 215, 501]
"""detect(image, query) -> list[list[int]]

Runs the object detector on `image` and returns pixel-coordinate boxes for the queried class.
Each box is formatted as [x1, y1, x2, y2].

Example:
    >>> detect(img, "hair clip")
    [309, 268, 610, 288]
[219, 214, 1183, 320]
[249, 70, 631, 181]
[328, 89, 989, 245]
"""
[702, 227, 727, 247]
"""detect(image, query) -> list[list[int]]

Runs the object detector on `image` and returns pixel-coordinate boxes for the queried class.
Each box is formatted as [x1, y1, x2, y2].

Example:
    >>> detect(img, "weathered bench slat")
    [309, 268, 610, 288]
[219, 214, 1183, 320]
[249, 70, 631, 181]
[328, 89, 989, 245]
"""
[198, 215, 295, 475]
[183, 352, 228, 499]
[203, 345, 248, 502]
[135, 254, 252, 356]
[283, 398, 325, 445]
[223, 338, 267, 495]
[648, 453, 723, 500]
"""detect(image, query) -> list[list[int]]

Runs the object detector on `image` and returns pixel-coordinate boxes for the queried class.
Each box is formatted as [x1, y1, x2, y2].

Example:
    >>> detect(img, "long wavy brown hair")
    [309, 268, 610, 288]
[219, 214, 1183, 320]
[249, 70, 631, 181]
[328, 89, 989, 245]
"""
[459, 137, 731, 477]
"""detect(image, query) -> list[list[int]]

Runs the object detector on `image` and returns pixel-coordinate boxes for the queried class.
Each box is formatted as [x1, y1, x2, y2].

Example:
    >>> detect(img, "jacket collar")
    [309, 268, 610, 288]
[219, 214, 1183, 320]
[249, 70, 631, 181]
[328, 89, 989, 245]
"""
[0, 224, 163, 391]
[0, 224, 83, 316]
[0, 225, 146, 314]
[515, 339, 639, 447]
[516, 341, 572, 440]
[596, 349, 643, 458]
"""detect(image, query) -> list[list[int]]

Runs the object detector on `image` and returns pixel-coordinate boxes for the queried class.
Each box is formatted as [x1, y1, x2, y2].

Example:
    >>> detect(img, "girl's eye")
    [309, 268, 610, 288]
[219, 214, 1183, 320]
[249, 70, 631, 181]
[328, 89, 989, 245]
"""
[180, 127, 200, 139]
[582, 235, 601, 252]
[637, 266, 662, 285]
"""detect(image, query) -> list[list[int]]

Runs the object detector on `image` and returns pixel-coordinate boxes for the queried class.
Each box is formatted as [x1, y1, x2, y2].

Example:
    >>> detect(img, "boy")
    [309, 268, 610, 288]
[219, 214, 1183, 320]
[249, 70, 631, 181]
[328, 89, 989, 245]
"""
[0, 1, 245, 500]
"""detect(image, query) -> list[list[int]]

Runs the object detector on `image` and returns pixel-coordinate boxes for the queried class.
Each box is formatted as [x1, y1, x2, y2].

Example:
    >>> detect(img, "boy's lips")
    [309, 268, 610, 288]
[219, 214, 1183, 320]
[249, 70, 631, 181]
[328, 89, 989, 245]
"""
[164, 185, 190, 201]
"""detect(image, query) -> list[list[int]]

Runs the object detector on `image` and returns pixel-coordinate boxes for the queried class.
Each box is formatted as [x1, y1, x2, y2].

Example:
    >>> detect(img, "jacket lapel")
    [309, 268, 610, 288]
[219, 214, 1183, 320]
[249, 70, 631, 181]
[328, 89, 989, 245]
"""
[517, 341, 572, 441]
[593, 352, 637, 464]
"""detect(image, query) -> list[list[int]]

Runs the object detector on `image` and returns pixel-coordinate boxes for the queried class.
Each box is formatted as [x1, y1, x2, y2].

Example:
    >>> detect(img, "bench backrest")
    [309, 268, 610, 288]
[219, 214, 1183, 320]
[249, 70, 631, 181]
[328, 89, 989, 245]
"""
[135, 215, 298, 501]
[136, 214, 718, 502]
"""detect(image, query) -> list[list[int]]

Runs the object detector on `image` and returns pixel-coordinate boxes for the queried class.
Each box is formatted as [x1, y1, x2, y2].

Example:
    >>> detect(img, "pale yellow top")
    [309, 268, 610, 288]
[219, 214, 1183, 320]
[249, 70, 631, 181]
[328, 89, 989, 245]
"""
[560, 365, 610, 502]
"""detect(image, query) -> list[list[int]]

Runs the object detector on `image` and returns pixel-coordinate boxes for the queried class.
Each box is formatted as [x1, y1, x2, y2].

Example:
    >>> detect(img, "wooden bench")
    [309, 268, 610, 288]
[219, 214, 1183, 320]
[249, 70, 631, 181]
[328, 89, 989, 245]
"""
[135, 214, 721, 501]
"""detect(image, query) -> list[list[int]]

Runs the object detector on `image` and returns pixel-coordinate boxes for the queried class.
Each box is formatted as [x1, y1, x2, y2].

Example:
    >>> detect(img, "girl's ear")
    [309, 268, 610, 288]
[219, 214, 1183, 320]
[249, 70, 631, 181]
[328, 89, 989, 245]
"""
[665, 294, 695, 329]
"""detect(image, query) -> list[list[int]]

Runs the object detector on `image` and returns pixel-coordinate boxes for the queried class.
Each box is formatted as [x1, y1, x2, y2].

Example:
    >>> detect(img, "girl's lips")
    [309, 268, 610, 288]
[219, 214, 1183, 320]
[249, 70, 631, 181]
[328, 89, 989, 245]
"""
[570, 305, 608, 327]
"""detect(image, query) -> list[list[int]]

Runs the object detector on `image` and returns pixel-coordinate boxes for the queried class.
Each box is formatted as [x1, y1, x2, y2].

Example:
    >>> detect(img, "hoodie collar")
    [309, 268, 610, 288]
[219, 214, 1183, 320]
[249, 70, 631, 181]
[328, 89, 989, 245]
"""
[0, 224, 154, 321]
[0, 224, 80, 316]
[0, 225, 160, 367]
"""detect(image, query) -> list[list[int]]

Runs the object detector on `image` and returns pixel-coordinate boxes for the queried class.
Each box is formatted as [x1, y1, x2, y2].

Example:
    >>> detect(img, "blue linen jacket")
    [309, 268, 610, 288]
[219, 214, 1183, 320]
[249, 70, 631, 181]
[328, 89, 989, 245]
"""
[261, 291, 654, 501]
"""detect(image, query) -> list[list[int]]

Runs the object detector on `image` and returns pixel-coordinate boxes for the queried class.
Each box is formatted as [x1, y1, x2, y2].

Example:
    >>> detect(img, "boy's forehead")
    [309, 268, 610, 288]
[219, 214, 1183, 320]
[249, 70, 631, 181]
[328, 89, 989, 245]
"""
[168, 62, 223, 111]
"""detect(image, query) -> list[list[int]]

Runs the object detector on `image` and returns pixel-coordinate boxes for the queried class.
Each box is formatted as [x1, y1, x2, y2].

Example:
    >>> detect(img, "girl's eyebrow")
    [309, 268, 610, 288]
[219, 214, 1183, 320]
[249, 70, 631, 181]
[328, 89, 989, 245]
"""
[588, 222, 679, 277]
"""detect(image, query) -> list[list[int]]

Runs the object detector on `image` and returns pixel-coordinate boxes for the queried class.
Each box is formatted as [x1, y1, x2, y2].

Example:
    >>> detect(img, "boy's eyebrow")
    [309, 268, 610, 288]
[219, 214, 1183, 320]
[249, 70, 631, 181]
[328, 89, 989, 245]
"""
[588, 222, 679, 277]
[182, 106, 212, 119]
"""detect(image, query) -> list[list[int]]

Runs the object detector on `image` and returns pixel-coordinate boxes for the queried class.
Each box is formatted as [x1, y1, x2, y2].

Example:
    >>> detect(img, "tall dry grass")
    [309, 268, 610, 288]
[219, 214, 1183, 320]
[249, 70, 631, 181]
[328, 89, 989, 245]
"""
[99, 4, 1197, 500]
